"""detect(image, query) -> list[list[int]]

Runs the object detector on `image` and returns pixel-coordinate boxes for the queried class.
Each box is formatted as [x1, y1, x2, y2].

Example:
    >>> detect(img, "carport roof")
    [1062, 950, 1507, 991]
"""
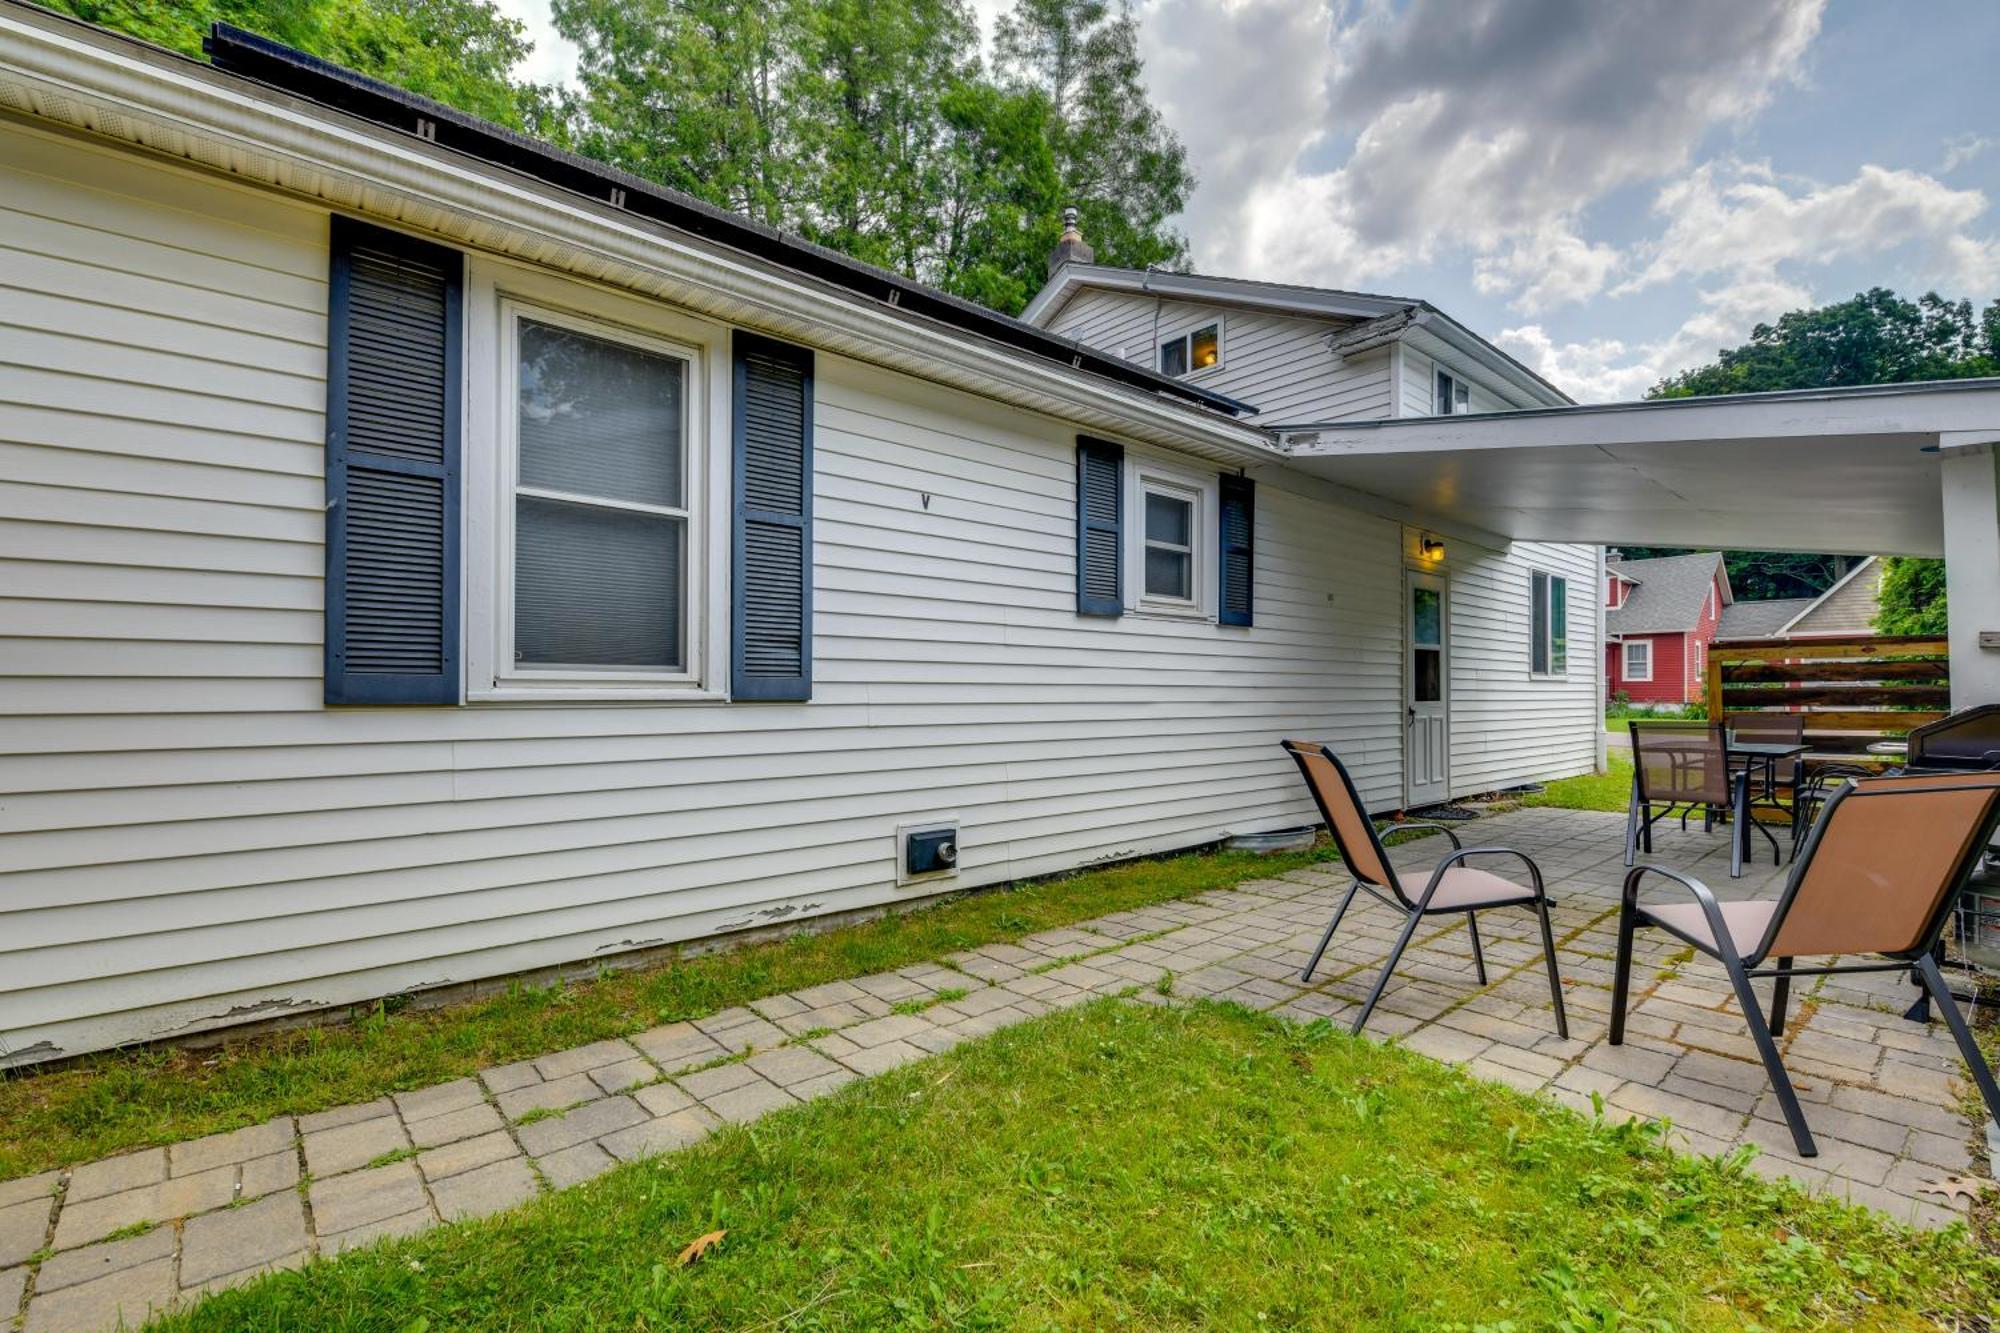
[1277, 379, 2000, 557]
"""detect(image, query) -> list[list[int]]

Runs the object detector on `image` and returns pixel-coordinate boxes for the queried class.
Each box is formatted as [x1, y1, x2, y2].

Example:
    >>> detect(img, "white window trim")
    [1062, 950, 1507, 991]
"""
[1158, 320, 1223, 379]
[1435, 369, 1471, 416]
[1126, 453, 1217, 620]
[464, 257, 731, 702]
[1622, 638, 1654, 682]
[1530, 568, 1569, 679]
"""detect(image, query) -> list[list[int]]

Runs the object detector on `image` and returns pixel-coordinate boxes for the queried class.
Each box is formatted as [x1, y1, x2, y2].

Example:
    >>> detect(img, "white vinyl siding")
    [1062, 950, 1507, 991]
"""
[1046, 289, 1394, 424]
[0, 121, 1602, 1064]
[1401, 346, 1515, 417]
[1443, 538, 1602, 795]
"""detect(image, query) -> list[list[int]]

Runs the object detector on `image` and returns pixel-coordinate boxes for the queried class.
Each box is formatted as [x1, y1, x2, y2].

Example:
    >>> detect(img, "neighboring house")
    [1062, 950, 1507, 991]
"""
[0, 10, 1602, 1065]
[1602, 552, 1731, 705]
[1714, 555, 1885, 641]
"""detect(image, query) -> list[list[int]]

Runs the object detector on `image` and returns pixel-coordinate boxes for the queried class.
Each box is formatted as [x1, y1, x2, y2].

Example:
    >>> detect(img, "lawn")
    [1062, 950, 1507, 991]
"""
[1521, 752, 1634, 813]
[0, 838, 1345, 1180]
[159, 1000, 2000, 1331]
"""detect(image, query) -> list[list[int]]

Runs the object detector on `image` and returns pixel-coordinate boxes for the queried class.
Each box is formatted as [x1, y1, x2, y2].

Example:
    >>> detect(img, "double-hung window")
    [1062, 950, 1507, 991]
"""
[1142, 484, 1197, 604]
[1530, 569, 1568, 676]
[1158, 322, 1220, 377]
[1435, 369, 1471, 415]
[510, 311, 691, 675]
[469, 285, 717, 698]
[1622, 639, 1653, 681]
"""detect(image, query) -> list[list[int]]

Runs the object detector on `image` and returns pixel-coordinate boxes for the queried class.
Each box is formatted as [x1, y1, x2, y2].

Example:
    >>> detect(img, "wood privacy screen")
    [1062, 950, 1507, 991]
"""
[1705, 634, 1950, 756]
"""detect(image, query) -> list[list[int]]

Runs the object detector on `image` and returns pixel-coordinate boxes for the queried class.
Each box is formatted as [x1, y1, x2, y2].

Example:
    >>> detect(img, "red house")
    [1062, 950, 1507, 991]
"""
[1603, 552, 1732, 706]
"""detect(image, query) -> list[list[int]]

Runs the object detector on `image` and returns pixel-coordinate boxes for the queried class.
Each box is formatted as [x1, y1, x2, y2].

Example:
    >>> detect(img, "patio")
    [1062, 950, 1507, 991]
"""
[3, 805, 1990, 1331]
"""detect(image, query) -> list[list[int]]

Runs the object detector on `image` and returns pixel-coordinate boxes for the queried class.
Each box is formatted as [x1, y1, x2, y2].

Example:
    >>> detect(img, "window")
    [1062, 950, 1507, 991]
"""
[1143, 486, 1196, 602]
[1622, 638, 1653, 681]
[1531, 570, 1568, 676]
[472, 292, 715, 696]
[1126, 459, 1213, 617]
[1435, 369, 1471, 415]
[1158, 322, 1221, 377]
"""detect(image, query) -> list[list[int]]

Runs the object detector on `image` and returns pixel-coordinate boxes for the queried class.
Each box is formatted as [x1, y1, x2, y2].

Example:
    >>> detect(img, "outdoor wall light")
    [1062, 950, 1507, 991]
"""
[1420, 534, 1446, 561]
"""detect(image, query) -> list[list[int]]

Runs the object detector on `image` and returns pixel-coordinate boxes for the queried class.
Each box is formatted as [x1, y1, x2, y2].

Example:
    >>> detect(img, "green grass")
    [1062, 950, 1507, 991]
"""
[157, 1001, 1999, 1331]
[1521, 752, 1635, 813]
[0, 839, 1345, 1180]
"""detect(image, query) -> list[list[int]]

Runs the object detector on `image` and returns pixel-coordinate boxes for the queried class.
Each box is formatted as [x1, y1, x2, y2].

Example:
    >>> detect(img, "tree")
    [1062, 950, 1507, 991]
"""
[41, 0, 560, 132]
[1611, 548, 1850, 601]
[554, 0, 1065, 311]
[1653, 288, 2000, 398]
[1646, 287, 2000, 628]
[1876, 557, 1949, 635]
[994, 0, 1194, 275]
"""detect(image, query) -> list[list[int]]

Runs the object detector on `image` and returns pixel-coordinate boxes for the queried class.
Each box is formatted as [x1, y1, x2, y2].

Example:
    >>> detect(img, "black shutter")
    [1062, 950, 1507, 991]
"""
[324, 217, 461, 705]
[1075, 437, 1123, 617]
[732, 333, 814, 700]
[1218, 473, 1254, 627]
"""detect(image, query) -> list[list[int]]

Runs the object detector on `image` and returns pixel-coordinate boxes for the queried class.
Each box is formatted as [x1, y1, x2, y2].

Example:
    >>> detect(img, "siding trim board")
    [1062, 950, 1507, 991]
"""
[323, 215, 462, 705]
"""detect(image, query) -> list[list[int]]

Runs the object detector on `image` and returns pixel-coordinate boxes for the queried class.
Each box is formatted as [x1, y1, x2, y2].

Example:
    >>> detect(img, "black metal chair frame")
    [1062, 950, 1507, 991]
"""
[1625, 721, 1785, 870]
[1610, 777, 2000, 1158]
[1283, 741, 1569, 1040]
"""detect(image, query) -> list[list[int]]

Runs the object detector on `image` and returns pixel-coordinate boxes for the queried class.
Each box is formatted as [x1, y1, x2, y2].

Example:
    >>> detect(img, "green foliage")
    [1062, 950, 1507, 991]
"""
[1613, 548, 1848, 601]
[1876, 556, 1949, 635]
[550, 0, 1186, 312]
[1651, 287, 2000, 398]
[38, 0, 562, 132]
[156, 1003, 2000, 1329]
[994, 0, 1195, 275]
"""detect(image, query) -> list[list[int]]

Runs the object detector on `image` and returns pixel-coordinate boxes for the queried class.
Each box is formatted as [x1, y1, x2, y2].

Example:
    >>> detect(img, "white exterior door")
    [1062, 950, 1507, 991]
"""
[1405, 571, 1450, 808]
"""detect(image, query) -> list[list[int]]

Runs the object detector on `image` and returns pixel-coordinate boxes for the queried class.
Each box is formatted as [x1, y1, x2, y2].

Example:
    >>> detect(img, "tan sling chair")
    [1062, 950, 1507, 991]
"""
[1611, 771, 2000, 1157]
[1282, 740, 1568, 1039]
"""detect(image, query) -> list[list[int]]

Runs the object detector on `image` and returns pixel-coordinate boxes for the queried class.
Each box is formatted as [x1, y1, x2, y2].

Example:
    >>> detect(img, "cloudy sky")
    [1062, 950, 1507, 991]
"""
[493, 0, 1999, 402]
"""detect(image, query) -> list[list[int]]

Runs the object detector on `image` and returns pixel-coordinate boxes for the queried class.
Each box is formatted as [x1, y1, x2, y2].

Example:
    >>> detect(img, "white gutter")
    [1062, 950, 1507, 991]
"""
[0, 6, 1278, 468]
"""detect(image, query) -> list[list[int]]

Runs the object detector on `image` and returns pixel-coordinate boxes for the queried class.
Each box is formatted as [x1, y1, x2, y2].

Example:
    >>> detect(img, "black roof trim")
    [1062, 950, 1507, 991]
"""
[201, 23, 1253, 419]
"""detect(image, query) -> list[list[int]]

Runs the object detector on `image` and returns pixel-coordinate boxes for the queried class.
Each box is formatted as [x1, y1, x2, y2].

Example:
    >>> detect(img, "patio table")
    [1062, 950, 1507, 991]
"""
[1725, 739, 1808, 879]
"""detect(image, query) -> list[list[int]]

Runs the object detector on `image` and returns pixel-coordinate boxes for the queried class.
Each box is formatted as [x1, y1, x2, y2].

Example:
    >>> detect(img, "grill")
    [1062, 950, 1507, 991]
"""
[1902, 707, 2000, 974]
[1907, 703, 2000, 771]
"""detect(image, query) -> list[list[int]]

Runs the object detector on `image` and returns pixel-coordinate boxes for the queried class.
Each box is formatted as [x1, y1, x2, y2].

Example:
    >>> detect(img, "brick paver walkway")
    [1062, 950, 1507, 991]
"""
[1, 807, 1990, 1330]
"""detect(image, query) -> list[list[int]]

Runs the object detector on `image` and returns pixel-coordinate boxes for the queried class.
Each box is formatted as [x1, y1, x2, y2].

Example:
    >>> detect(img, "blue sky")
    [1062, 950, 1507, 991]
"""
[494, 0, 1998, 401]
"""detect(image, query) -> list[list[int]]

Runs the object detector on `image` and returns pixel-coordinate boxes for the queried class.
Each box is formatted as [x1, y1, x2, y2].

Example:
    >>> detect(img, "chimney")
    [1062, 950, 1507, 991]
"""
[1046, 206, 1094, 276]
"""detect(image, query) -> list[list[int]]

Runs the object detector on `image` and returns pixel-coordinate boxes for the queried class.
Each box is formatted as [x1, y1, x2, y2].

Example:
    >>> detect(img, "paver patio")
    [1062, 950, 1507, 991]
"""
[1, 806, 1990, 1331]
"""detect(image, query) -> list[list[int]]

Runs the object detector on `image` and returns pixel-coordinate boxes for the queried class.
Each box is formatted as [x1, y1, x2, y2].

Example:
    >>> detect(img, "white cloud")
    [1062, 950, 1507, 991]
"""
[1943, 132, 1991, 174]
[487, 0, 579, 88]
[1501, 275, 1813, 401]
[1473, 225, 1624, 313]
[1182, 0, 1824, 302]
[1625, 160, 1991, 294]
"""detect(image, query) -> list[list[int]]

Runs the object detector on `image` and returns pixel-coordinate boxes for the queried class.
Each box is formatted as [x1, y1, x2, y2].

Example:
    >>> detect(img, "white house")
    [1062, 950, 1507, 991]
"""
[0, 4, 1639, 1067]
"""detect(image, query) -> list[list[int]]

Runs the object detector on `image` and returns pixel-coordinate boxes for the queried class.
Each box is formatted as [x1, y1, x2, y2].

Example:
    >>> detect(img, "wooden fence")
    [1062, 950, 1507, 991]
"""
[1704, 634, 1950, 758]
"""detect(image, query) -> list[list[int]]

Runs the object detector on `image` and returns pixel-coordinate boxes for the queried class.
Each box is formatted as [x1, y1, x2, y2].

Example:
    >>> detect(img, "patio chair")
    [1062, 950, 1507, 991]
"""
[1281, 740, 1568, 1039]
[1625, 722, 1730, 866]
[1726, 711, 1805, 858]
[1610, 771, 2000, 1157]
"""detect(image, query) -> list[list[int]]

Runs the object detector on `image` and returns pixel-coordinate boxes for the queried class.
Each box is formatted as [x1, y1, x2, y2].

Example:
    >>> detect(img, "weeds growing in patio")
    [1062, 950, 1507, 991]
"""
[157, 1000, 2000, 1330]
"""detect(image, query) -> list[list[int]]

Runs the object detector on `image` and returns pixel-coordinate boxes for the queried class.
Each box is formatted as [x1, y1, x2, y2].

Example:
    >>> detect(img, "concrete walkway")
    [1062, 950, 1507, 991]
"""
[0, 807, 1989, 1331]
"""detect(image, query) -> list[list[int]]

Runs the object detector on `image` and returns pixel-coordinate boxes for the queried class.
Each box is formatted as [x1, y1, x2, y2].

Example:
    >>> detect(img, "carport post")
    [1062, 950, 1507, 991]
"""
[1940, 441, 2000, 709]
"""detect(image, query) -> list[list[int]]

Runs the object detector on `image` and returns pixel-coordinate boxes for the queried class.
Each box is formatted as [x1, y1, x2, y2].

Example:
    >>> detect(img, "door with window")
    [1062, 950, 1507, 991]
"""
[1406, 571, 1450, 808]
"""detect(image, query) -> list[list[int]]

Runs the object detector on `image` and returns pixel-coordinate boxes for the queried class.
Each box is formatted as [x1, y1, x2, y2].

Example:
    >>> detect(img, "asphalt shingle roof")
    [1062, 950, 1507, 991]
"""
[1605, 552, 1725, 635]
[1717, 598, 1813, 639]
